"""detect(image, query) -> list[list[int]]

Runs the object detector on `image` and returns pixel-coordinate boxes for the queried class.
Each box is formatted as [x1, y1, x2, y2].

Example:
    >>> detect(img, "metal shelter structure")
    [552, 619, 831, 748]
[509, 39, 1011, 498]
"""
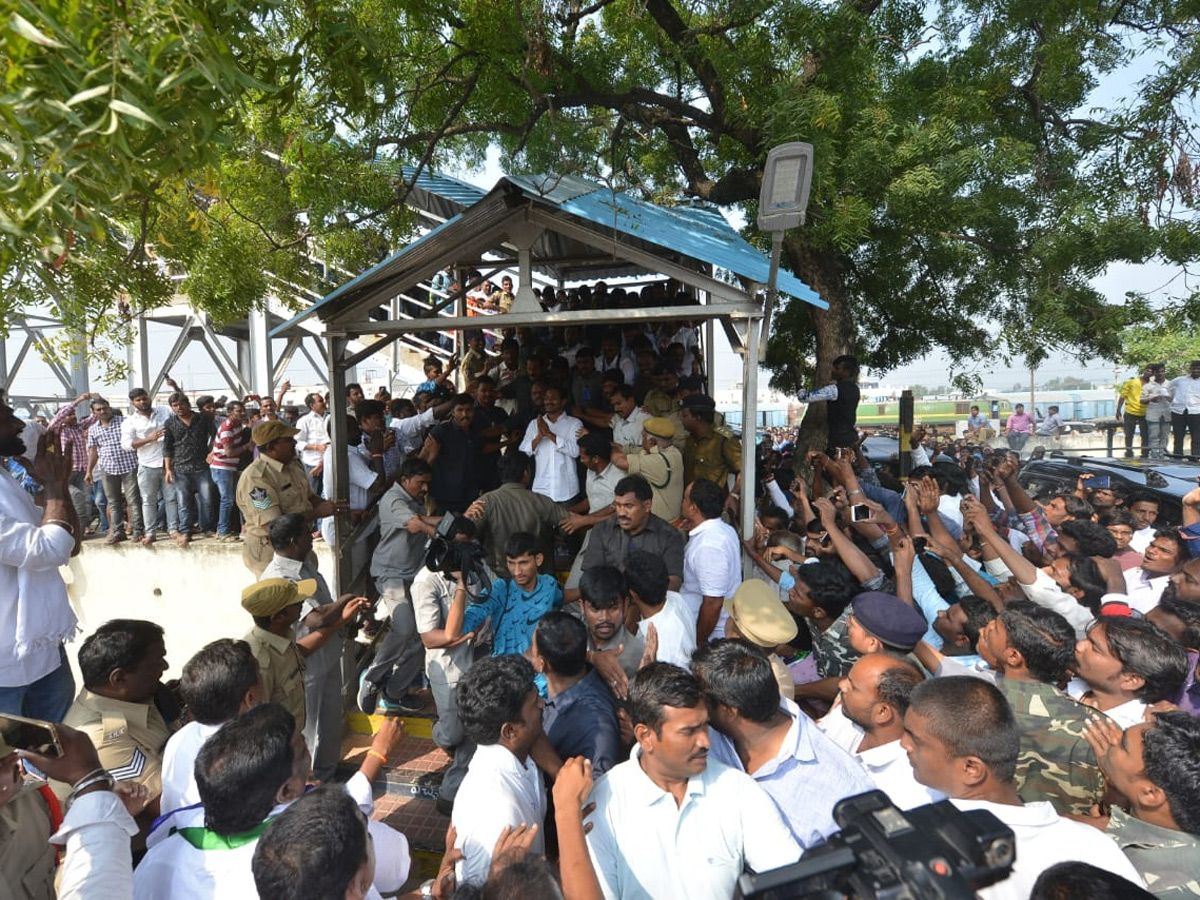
[272, 171, 826, 592]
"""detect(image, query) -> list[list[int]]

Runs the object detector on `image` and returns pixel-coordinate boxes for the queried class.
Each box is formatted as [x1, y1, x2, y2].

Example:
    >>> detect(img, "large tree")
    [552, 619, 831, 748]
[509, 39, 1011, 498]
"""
[5, 0, 1199, 444]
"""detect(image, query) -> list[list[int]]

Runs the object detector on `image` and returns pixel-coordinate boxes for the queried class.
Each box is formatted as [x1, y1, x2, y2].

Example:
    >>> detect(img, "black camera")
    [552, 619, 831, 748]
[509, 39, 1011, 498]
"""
[424, 513, 491, 594]
[735, 791, 1015, 900]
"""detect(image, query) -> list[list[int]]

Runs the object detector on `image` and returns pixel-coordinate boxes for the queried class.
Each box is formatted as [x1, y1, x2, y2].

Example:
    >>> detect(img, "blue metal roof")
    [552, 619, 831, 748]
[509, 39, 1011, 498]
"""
[545, 183, 824, 308]
[271, 169, 824, 336]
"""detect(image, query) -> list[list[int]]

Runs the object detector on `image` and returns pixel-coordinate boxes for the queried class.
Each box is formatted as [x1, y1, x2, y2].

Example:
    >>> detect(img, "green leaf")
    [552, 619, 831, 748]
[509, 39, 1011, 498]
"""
[9, 13, 67, 49]
[109, 98, 166, 129]
[66, 84, 111, 106]
[21, 182, 63, 220]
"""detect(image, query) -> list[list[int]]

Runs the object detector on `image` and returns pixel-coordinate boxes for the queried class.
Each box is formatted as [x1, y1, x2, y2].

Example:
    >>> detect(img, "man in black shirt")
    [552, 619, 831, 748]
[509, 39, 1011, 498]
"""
[162, 391, 217, 543]
[419, 393, 489, 514]
[797, 354, 861, 450]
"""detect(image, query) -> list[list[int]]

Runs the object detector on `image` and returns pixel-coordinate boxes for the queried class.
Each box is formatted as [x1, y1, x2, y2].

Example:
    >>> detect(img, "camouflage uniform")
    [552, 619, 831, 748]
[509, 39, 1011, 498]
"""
[806, 609, 859, 679]
[1106, 807, 1200, 897]
[995, 676, 1106, 816]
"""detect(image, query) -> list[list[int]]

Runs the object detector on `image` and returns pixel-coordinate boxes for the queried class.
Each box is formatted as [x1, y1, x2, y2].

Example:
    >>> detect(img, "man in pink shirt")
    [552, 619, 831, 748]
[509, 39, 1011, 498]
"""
[1004, 403, 1036, 452]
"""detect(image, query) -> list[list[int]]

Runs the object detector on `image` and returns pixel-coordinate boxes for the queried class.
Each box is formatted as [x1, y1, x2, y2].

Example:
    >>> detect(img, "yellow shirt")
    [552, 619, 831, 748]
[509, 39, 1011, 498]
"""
[1119, 378, 1147, 417]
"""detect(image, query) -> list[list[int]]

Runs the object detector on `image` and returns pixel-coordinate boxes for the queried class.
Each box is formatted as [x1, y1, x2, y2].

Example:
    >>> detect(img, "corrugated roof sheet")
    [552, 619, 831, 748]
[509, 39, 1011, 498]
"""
[272, 170, 824, 337]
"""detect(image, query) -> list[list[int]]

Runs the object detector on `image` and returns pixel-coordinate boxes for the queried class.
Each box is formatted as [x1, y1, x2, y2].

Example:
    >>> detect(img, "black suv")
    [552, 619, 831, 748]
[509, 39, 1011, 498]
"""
[1018, 456, 1200, 527]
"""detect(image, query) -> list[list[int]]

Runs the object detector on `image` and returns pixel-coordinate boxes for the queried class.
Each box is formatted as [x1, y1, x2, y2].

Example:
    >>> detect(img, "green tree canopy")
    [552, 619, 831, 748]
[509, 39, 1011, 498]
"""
[3, 0, 1199, 443]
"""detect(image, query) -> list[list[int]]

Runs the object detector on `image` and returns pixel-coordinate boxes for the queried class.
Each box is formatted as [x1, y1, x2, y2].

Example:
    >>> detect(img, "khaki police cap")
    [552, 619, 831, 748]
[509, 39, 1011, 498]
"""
[723, 579, 797, 647]
[252, 420, 300, 447]
[242, 578, 317, 617]
[644, 417, 677, 440]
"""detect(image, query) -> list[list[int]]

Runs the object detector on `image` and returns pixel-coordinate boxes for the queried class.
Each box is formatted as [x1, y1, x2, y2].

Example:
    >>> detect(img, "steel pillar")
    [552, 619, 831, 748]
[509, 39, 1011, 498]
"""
[247, 308, 274, 398]
[740, 317, 761, 559]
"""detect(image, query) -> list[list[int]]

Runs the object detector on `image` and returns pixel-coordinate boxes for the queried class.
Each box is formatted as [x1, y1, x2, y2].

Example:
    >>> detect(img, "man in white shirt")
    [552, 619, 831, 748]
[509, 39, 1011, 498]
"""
[598, 332, 637, 385]
[901, 676, 1145, 899]
[625, 550, 696, 668]
[294, 392, 329, 496]
[0, 397, 79, 721]
[586, 662, 800, 900]
[140, 703, 410, 900]
[563, 433, 623, 594]
[519, 384, 581, 502]
[451, 654, 547, 888]
[319, 415, 386, 588]
[411, 562, 478, 810]
[1168, 359, 1200, 458]
[260, 513, 356, 782]
[121, 387, 180, 540]
[1122, 530, 1186, 613]
[823, 652, 945, 810]
[160, 639, 263, 815]
[1127, 494, 1160, 554]
[680, 479, 742, 642]
[1067, 615, 1189, 729]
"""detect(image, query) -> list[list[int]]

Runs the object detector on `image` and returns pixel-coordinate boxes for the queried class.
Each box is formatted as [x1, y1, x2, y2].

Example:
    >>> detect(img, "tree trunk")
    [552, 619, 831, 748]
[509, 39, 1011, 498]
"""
[784, 236, 855, 454]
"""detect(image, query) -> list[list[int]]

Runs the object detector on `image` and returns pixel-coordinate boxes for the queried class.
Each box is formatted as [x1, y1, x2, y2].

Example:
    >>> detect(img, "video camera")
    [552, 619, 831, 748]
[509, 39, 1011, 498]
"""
[734, 791, 1015, 900]
[424, 513, 492, 594]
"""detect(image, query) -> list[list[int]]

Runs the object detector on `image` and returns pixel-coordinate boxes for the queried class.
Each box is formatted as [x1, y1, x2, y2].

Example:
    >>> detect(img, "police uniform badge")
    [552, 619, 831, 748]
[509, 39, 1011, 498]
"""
[249, 486, 274, 510]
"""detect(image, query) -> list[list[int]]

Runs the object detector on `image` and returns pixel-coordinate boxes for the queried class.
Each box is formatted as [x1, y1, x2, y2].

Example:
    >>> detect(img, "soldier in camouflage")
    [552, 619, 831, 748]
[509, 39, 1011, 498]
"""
[978, 601, 1107, 816]
[1081, 710, 1200, 897]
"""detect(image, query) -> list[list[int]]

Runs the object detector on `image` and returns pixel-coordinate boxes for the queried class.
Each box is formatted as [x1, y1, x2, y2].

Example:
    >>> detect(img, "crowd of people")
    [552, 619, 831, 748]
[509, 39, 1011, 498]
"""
[2, 297, 1200, 900]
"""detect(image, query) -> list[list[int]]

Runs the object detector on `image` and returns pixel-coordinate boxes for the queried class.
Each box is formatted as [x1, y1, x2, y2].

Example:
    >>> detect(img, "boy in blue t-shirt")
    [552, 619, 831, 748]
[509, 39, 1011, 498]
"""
[447, 532, 562, 657]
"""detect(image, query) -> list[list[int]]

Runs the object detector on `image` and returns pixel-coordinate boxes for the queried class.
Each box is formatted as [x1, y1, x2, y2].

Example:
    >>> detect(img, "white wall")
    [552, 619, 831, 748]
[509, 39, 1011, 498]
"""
[61, 541, 336, 685]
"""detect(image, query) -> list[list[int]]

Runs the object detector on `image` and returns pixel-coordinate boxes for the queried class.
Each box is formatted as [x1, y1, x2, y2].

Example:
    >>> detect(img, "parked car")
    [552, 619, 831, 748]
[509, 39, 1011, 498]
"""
[1018, 456, 1200, 527]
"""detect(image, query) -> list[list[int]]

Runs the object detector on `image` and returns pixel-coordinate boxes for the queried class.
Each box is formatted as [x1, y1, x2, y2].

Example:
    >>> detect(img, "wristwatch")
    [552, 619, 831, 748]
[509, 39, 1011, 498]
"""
[419, 879, 436, 899]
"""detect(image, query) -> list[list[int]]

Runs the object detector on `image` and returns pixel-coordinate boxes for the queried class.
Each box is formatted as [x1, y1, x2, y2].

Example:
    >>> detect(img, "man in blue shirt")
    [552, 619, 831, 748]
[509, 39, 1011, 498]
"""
[531, 611, 620, 775]
[447, 532, 562, 657]
[693, 639, 874, 849]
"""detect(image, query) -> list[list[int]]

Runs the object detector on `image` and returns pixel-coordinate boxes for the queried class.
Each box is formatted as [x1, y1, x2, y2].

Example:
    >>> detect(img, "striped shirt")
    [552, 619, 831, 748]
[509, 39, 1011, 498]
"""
[211, 418, 251, 471]
[48, 404, 97, 471]
[86, 415, 138, 475]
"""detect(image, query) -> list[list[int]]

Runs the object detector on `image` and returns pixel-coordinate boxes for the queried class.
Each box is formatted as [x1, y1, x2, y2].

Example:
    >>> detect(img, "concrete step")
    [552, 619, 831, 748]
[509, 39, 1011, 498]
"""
[339, 707, 452, 888]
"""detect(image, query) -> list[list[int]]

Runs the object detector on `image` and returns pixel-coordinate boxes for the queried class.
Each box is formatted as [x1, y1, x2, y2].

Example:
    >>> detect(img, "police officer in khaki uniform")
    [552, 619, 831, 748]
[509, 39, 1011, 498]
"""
[0, 731, 57, 899]
[680, 393, 742, 489]
[611, 416, 685, 523]
[241, 578, 368, 737]
[236, 420, 344, 576]
[60, 620, 174, 811]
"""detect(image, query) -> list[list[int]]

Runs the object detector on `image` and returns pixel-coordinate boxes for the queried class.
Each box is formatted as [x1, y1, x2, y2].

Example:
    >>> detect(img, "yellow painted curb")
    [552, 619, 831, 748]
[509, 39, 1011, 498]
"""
[346, 711, 434, 740]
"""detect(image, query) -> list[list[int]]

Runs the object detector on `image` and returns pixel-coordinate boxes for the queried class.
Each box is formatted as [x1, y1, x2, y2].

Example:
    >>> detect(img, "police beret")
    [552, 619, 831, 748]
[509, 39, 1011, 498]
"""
[723, 579, 797, 647]
[252, 420, 300, 447]
[652, 360, 676, 376]
[241, 578, 317, 617]
[643, 417, 676, 439]
[850, 591, 927, 651]
[680, 393, 716, 411]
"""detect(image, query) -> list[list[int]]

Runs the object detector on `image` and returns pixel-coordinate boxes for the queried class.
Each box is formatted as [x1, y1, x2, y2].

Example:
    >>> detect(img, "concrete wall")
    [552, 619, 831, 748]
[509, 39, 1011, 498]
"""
[61, 540, 336, 684]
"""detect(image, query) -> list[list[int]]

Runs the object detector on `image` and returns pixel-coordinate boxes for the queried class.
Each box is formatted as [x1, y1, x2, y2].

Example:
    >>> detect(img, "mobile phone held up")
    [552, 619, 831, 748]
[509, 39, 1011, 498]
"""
[0, 714, 63, 758]
[1089, 475, 1111, 490]
[851, 504, 872, 523]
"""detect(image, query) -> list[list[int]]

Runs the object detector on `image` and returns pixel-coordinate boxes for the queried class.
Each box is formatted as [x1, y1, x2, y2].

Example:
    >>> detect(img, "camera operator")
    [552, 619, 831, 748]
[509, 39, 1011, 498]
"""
[360, 457, 443, 715]
[412, 515, 489, 812]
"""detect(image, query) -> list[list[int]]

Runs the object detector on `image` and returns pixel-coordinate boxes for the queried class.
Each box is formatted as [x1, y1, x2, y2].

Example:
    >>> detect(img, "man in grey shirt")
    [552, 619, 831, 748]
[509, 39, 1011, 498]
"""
[579, 475, 684, 593]
[361, 457, 442, 715]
